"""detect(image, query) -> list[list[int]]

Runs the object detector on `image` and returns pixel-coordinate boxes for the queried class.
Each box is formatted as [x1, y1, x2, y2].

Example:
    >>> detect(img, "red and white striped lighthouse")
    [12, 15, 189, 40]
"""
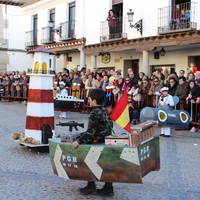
[25, 46, 55, 144]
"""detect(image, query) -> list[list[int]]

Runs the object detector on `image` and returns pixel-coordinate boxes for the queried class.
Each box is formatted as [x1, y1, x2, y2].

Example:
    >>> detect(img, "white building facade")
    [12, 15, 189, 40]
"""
[0, 1, 33, 72]
[1, 0, 200, 76]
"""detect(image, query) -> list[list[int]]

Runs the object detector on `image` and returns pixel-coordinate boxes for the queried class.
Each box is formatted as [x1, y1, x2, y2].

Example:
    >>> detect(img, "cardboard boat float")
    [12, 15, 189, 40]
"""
[54, 95, 84, 112]
[54, 84, 84, 112]
[49, 121, 160, 183]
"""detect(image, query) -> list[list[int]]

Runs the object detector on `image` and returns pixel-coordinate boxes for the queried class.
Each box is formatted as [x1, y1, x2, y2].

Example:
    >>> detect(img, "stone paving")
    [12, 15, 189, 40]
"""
[0, 101, 200, 200]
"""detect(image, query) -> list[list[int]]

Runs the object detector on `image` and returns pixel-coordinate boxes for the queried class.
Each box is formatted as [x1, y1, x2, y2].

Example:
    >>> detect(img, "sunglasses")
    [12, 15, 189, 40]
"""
[125, 79, 130, 81]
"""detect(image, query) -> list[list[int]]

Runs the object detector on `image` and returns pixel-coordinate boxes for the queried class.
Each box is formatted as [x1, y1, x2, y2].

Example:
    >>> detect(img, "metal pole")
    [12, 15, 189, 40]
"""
[156, 95, 158, 108]
[190, 102, 193, 122]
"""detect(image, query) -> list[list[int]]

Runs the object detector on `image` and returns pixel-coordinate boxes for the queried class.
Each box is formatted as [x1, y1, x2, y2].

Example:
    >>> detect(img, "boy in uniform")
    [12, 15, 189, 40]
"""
[72, 88, 114, 196]
[57, 81, 68, 119]
[158, 87, 175, 137]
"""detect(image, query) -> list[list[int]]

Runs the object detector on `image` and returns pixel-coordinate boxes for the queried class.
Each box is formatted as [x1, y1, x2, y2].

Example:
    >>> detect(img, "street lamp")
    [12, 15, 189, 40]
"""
[55, 53, 61, 58]
[160, 47, 166, 56]
[48, 20, 62, 36]
[49, 19, 54, 28]
[127, 9, 142, 35]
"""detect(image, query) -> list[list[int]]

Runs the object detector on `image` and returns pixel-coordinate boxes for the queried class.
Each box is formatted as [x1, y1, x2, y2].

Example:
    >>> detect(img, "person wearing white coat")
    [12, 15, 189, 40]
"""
[158, 87, 175, 137]
[57, 81, 68, 119]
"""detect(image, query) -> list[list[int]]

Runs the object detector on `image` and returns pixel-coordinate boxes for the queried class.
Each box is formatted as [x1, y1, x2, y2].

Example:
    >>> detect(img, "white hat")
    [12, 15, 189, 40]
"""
[59, 81, 65, 86]
[160, 87, 169, 92]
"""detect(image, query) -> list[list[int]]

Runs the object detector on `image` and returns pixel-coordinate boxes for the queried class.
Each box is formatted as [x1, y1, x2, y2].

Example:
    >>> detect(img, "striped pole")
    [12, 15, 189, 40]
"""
[25, 74, 55, 144]
[25, 46, 55, 144]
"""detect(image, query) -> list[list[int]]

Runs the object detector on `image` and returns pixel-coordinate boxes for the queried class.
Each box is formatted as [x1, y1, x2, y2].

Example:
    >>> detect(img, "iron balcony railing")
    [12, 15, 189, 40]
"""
[41, 26, 56, 44]
[158, 2, 197, 34]
[100, 17, 127, 42]
[60, 20, 76, 40]
[40, 20, 76, 44]
[27, 69, 55, 74]
[25, 30, 38, 47]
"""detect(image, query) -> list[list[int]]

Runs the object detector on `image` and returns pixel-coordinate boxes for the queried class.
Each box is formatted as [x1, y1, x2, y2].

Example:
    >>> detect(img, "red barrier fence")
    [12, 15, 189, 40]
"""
[0, 84, 29, 101]
[1, 86, 200, 126]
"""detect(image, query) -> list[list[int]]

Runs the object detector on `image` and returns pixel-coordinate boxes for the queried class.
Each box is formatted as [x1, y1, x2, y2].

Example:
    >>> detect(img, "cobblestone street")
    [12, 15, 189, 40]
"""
[0, 101, 200, 200]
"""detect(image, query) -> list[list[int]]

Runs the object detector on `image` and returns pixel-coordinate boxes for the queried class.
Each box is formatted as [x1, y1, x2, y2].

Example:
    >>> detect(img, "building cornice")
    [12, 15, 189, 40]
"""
[84, 30, 200, 56]
[0, 0, 25, 6]
[26, 38, 86, 53]
[0, 47, 27, 52]
[20, 0, 42, 7]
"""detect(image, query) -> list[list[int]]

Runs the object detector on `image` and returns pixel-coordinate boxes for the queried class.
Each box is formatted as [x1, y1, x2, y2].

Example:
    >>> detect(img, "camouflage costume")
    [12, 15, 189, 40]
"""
[77, 106, 113, 144]
[77, 105, 114, 196]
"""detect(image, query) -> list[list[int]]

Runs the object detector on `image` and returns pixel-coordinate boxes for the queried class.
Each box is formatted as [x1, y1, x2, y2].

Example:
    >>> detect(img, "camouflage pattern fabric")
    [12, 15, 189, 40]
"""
[77, 106, 113, 144]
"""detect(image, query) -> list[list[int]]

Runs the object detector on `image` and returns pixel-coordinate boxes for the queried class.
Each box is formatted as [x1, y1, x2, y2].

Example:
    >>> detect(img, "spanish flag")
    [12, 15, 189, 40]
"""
[110, 92, 131, 133]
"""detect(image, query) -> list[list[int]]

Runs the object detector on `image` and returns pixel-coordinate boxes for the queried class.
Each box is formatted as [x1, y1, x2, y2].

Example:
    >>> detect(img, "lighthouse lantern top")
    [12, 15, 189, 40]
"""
[27, 46, 55, 74]
[28, 46, 55, 55]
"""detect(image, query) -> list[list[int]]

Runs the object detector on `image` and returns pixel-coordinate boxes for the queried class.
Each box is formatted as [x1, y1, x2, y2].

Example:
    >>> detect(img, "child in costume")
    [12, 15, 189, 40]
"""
[158, 87, 175, 137]
[72, 88, 114, 196]
[57, 81, 68, 119]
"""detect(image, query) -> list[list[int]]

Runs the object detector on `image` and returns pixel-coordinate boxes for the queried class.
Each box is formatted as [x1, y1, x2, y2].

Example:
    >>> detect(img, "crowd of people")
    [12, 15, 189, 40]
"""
[0, 62, 200, 131]
[0, 70, 29, 99]
[54, 62, 200, 132]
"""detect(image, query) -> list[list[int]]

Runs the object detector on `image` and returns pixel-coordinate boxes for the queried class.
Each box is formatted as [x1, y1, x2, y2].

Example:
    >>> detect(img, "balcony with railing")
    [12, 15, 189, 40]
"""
[158, 2, 197, 34]
[25, 30, 38, 47]
[40, 20, 76, 44]
[100, 17, 127, 42]
[41, 26, 55, 44]
[59, 20, 76, 40]
[27, 69, 55, 74]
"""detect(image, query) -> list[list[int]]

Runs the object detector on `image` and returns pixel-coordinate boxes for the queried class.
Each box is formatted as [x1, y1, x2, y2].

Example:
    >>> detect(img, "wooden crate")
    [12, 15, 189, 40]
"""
[60, 132, 83, 143]
[130, 121, 158, 146]
[105, 134, 131, 146]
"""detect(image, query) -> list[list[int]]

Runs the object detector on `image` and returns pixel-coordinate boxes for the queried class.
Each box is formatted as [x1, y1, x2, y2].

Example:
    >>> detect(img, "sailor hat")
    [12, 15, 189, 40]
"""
[59, 81, 65, 86]
[160, 87, 169, 92]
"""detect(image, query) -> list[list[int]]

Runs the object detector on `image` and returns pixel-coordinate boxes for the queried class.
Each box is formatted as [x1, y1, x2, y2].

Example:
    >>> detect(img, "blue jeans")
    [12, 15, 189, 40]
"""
[132, 110, 139, 120]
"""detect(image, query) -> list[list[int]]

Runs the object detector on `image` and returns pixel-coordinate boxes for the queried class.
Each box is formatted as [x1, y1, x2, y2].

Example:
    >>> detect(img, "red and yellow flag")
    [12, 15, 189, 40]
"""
[110, 92, 131, 133]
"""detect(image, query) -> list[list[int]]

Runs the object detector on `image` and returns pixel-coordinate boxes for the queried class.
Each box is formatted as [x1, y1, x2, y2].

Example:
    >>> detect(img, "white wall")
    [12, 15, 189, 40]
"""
[124, 0, 168, 38]
[195, 1, 200, 30]
[78, 0, 111, 45]
[0, 4, 32, 72]
[22, 0, 200, 45]
[5, 5, 25, 49]
[7, 51, 32, 72]
[20, 0, 200, 75]
[149, 47, 200, 70]
[22, 0, 70, 45]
